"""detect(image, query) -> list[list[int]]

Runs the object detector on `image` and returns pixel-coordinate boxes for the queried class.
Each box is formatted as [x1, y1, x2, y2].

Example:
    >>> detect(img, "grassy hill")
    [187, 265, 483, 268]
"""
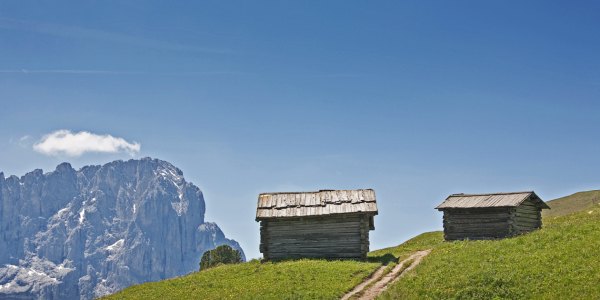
[379, 205, 600, 299]
[103, 192, 600, 299]
[102, 237, 436, 300]
[102, 259, 378, 300]
[542, 189, 600, 217]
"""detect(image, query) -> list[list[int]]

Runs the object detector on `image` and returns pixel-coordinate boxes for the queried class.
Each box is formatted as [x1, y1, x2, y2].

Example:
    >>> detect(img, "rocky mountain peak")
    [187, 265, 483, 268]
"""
[0, 158, 243, 300]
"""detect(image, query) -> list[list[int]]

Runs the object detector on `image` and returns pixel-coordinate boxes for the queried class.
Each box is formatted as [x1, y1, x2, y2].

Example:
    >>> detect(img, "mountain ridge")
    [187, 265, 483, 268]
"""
[0, 157, 244, 300]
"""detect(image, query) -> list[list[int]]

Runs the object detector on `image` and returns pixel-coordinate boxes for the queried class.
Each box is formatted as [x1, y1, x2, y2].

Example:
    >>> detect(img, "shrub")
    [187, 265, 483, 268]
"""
[199, 245, 243, 271]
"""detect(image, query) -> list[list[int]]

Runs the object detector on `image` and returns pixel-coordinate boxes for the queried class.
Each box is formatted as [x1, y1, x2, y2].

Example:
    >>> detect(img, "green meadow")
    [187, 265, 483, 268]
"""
[103, 259, 379, 300]
[101, 234, 433, 300]
[379, 204, 600, 299]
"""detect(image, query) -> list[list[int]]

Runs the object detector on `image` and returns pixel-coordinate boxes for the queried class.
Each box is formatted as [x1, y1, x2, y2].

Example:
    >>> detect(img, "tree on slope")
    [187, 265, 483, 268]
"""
[199, 245, 243, 271]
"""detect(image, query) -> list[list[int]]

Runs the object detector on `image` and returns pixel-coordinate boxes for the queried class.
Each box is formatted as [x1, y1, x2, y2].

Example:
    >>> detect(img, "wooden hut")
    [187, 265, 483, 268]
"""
[435, 191, 550, 241]
[256, 189, 378, 261]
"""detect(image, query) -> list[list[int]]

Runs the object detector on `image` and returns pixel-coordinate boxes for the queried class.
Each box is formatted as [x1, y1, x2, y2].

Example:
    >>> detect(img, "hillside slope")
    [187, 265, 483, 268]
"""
[379, 206, 600, 299]
[104, 259, 380, 300]
[101, 234, 443, 299]
[542, 189, 600, 217]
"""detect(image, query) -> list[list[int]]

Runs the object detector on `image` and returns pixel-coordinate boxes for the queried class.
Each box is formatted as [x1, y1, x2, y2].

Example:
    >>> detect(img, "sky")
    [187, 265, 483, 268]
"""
[2, 1, 600, 260]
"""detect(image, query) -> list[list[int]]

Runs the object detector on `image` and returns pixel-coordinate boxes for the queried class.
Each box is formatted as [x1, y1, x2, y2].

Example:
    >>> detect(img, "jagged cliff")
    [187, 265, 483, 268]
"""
[0, 157, 244, 300]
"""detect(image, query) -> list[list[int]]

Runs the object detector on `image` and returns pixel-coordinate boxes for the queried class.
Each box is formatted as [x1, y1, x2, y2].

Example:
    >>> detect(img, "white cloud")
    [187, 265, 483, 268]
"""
[33, 130, 140, 157]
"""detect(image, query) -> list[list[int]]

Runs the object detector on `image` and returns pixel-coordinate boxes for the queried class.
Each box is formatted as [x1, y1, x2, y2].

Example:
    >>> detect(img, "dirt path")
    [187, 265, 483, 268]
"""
[341, 249, 431, 300]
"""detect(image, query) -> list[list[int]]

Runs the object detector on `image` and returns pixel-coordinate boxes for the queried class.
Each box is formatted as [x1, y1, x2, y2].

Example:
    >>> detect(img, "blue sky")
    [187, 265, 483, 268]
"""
[2, 1, 600, 259]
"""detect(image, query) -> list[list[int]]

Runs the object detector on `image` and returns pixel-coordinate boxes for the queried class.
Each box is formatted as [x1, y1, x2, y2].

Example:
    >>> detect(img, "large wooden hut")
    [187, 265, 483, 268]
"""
[435, 191, 550, 241]
[256, 189, 378, 261]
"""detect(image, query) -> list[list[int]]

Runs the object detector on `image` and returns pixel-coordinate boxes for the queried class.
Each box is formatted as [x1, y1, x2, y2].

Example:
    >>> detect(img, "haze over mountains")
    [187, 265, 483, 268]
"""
[0, 158, 244, 300]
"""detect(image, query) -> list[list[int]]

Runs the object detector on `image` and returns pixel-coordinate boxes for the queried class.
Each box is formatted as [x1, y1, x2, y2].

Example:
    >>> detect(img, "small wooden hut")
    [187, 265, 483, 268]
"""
[256, 189, 378, 261]
[435, 191, 550, 241]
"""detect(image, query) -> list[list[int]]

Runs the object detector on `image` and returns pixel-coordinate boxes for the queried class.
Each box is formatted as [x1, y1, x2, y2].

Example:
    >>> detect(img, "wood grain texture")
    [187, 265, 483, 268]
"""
[260, 215, 367, 261]
[442, 204, 543, 241]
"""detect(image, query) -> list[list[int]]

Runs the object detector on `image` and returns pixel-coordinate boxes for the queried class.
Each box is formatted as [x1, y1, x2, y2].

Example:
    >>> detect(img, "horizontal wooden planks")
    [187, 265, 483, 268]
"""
[268, 217, 361, 226]
[261, 214, 370, 261]
[272, 216, 361, 222]
[444, 217, 510, 224]
[260, 215, 369, 259]
[447, 226, 511, 235]
[444, 222, 510, 230]
[516, 206, 540, 214]
[514, 213, 541, 220]
[269, 252, 362, 259]
[446, 230, 508, 237]
[516, 216, 541, 223]
[268, 246, 362, 253]
[269, 242, 362, 249]
[444, 228, 510, 235]
[441, 203, 547, 241]
[267, 223, 361, 232]
[442, 208, 512, 214]
[515, 219, 541, 226]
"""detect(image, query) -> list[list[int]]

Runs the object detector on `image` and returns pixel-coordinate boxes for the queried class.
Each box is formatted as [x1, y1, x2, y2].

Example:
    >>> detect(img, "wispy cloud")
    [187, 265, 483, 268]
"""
[19, 135, 30, 147]
[8, 135, 31, 148]
[0, 18, 233, 54]
[33, 130, 140, 157]
[0, 69, 239, 75]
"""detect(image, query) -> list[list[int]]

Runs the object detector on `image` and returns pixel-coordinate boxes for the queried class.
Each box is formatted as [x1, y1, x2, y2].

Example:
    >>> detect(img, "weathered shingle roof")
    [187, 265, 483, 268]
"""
[256, 189, 378, 220]
[435, 191, 550, 210]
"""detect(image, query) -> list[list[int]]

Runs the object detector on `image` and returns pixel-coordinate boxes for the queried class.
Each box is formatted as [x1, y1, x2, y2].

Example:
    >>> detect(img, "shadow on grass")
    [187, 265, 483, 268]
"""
[368, 253, 399, 265]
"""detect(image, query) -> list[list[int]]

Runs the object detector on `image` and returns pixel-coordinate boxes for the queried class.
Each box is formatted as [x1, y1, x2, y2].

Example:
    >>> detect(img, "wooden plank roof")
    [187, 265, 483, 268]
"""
[435, 191, 550, 210]
[256, 189, 378, 220]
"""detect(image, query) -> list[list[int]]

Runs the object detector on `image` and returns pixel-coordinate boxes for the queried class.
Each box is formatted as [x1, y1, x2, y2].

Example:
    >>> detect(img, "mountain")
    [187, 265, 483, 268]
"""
[0, 157, 244, 300]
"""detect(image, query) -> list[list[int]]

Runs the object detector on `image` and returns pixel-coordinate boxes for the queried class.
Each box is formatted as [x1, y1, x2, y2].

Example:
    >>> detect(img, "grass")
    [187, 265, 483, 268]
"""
[102, 231, 437, 300]
[377, 205, 600, 299]
[102, 258, 380, 300]
[542, 189, 600, 217]
[368, 231, 444, 263]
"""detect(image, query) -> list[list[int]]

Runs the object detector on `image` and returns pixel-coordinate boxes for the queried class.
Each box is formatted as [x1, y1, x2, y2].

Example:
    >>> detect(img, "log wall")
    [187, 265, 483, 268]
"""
[442, 199, 543, 241]
[443, 208, 512, 241]
[260, 214, 371, 261]
[511, 199, 542, 234]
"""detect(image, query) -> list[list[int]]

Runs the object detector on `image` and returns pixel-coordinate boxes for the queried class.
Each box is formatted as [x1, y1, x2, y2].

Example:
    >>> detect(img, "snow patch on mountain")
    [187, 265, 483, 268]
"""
[0, 158, 244, 300]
